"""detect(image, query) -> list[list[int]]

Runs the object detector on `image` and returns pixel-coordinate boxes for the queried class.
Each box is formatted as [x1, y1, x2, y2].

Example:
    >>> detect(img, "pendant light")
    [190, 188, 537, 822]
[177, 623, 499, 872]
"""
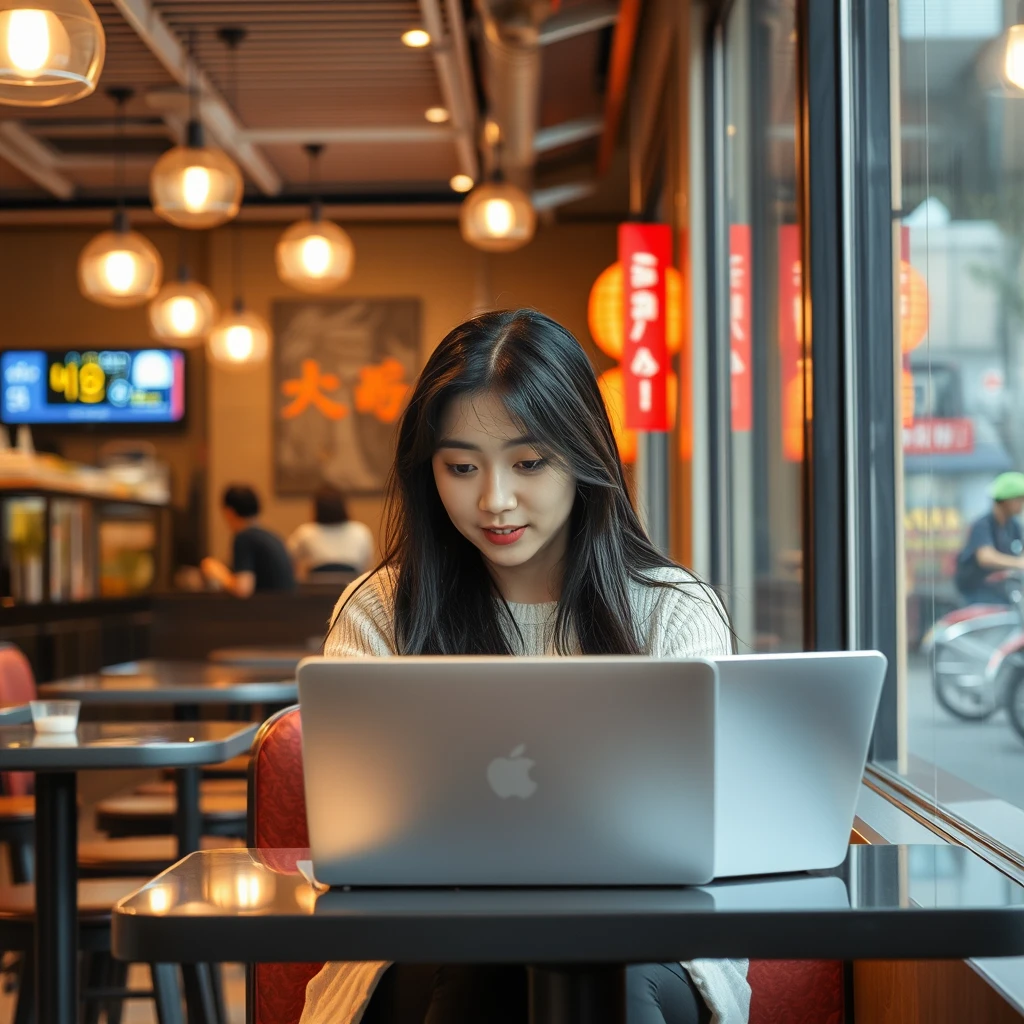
[208, 174, 269, 371]
[149, 27, 243, 229]
[275, 144, 354, 293]
[0, 0, 105, 107]
[148, 234, 217, 345]
[78, 86, 162, 308]
[1008, 3, 1024, 89]
[459, 144, 535, 253]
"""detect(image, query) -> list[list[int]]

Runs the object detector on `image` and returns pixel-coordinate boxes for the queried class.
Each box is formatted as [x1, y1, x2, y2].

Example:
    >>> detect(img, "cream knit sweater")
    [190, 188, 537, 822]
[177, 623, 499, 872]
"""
[300, 566, 751, 1024]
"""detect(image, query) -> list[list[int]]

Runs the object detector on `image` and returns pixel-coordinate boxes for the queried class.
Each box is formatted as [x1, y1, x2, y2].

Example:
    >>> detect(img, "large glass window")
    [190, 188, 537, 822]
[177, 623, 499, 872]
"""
[719, 0, 804, 653]
[897, 0, 1024, 837]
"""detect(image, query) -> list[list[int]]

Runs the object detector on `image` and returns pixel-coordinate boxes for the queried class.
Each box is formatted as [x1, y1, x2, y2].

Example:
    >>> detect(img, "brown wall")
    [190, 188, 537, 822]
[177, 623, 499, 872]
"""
[0, 219, 617, 567]
[203, 220, 617, 563]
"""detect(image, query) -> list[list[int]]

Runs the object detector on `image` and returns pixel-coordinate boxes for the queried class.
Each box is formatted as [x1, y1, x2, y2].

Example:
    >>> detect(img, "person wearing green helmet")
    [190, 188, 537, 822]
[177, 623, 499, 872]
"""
[954, 472, 1024, 604]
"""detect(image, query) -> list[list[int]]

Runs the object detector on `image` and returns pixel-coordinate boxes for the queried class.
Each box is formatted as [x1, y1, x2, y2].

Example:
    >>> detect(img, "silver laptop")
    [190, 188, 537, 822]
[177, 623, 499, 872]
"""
[712, 651, 886, 878]
[297, 656, 717, 887]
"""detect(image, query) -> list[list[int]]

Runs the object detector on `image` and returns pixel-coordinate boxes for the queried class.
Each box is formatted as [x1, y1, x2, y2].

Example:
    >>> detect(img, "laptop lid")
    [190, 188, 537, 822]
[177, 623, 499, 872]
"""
[713, 650, 886, 878]
[297, 656, 717, 887]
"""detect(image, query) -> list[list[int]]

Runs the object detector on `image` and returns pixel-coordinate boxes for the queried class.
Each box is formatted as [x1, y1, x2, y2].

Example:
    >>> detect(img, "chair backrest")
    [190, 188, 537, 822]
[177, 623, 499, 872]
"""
[0, 645, 35, 797]
[247, 706, 322, 1024]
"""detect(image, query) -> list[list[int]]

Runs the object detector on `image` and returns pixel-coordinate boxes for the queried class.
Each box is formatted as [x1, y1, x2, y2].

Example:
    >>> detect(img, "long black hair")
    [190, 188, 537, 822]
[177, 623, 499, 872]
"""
[327, 309, 729, 655]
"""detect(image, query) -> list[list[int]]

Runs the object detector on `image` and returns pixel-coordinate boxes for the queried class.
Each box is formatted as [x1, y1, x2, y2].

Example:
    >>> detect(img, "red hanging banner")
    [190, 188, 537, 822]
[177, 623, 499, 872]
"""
[729, 224, 752, 432]
[620, 222, 671, 431]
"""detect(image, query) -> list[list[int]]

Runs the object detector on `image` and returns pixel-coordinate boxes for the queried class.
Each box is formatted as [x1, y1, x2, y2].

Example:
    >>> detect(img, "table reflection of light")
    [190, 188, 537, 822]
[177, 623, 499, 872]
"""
[148, 884, 174, 914]
[208, 866, 274, 911]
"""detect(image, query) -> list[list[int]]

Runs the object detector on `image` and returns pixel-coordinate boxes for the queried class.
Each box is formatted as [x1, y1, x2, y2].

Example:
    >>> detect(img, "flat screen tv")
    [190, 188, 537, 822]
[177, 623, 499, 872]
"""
[0, 348, 186, 425]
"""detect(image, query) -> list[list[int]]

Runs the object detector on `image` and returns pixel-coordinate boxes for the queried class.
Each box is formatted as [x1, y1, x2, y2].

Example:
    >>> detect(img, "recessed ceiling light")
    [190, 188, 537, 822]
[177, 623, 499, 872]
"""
[425, 106, 450, 123]
[450, 174, 474, 193]
[401, 28, 431, 47]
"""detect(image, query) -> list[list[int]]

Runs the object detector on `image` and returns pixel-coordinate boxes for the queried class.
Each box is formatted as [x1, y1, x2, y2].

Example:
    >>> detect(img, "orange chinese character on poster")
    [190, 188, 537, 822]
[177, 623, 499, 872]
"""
[280, 359, 349, 420]
[354, 357, 410, 423]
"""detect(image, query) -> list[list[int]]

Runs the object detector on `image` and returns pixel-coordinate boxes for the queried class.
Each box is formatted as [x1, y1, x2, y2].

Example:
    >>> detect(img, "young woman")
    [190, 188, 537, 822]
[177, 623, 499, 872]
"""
[301, 309, 749, 1024]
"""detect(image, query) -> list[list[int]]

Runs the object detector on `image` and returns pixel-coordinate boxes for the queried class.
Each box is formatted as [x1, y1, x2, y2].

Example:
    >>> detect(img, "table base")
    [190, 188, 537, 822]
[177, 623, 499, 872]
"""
[36, 771, 78, 1024]
[529, 966, 626, 1024]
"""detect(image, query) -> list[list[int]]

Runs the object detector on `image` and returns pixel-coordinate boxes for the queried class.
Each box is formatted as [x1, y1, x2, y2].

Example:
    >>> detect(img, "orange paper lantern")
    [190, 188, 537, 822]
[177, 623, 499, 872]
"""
[900, 260, 929, 353]
[588, 262, 684, 360]
[597, 367, 678, 464]
[783, 357, 812, 463]
[902, 367, 915, 426]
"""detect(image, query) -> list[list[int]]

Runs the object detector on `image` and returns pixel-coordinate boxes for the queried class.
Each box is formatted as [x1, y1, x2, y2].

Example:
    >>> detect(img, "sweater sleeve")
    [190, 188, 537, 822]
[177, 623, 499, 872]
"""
[644, 570, 735, 658]
[323, 570, 398, 657]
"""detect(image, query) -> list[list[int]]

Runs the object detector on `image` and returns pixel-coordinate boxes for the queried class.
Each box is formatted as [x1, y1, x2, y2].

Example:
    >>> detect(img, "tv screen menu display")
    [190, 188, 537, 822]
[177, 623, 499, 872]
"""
[1, 348, 185, 425]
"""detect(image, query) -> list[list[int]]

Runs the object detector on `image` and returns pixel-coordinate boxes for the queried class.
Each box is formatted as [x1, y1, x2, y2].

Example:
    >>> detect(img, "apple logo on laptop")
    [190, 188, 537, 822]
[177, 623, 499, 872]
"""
[487, 744, 537, 799]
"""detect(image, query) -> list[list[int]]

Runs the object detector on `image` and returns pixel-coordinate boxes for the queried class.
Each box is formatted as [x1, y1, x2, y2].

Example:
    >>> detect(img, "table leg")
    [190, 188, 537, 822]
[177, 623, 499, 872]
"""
[35, 771, 78, 1024]
[175, 766, 201, 860]
[528, 965, 626, 1024]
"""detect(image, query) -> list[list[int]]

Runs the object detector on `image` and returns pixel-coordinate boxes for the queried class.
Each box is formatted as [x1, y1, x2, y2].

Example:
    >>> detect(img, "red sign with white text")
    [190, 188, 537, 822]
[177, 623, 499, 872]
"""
[902, 418, 974, 456]
[620, 222, 671, 431]
[729, 225, 752, 432]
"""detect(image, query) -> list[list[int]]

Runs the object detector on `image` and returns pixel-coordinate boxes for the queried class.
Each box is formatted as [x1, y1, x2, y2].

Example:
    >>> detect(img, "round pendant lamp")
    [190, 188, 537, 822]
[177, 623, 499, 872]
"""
[275, 144, 354, 293]
[148, 274, 217, 345]
[208, 299, 270, 370]
[149, 27, 243, 229]
[79, 212, 162, 307]
[78, 88, 162, 307]
[459, 178, 535, 253]
[0, 0, 105, 107]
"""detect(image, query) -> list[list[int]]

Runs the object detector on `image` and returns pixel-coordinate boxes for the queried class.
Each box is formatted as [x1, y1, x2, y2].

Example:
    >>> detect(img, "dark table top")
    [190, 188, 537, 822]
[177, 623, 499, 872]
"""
[38, 659, 296, 704]
[0, 721, 259, 770]
[113, 844, 1024, 964]
[0, 703, 31, 725]
[207, 647, 311, 671]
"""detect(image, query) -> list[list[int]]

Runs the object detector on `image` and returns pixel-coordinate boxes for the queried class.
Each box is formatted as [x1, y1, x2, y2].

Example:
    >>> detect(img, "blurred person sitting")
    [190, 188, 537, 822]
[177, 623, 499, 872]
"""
[201, 484, 296, 597]
[954, 472, 1024, 606]
[287, 483, 374, 579]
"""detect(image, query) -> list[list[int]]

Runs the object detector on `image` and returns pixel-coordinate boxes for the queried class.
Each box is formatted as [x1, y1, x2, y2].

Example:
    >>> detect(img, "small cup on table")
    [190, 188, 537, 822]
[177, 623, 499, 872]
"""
[29, 700, 81, 734]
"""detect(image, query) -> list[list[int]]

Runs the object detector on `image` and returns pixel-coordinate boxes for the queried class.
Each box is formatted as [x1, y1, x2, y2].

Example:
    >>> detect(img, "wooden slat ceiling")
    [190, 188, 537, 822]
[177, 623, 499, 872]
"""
[0, 0, 621, 210]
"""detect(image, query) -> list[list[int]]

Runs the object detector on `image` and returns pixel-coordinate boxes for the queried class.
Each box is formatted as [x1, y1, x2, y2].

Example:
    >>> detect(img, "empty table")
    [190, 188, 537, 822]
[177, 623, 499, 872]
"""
[113, 844, 1024, 1024]
[0, 720, 258, 1024]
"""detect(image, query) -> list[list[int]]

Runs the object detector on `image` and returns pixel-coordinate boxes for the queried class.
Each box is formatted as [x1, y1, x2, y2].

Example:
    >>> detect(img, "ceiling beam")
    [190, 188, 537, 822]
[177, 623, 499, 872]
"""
[532, 179, 597, 211]
[241, 126, 456, 145]
[108, 0, 282, 194]
[0, 122, 74, 199]
[598, 0, 642, 175]
[419, 0, 480, 181]
[535, 116, 604, 154]
[540, 2, 619, 46]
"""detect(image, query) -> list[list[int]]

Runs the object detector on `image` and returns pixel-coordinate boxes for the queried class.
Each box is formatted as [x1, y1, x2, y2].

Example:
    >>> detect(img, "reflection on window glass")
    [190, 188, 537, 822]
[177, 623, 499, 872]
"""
[899, 0, 1024, 845]
[723, 0, 803, 652]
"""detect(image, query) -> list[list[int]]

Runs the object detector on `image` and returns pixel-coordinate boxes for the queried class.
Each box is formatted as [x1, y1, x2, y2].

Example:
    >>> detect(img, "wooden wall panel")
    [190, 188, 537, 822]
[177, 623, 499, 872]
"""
[853, 959, 1023, 1024]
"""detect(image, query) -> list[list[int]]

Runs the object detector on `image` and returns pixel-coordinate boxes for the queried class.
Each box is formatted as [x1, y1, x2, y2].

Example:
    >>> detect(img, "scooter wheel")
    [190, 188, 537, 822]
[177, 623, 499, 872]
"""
[1007, 673, 1024, 743]
[933, 668, 999, 721]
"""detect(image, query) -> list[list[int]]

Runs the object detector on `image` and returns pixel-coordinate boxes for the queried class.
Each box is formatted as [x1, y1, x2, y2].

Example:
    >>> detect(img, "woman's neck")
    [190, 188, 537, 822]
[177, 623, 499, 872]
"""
[486, 524, 568, 604]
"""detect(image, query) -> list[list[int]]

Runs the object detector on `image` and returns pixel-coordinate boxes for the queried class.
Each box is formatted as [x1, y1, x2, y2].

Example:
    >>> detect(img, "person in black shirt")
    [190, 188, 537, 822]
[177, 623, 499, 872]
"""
[200, 485, 295, 597]
[954, 472, 1024, 605]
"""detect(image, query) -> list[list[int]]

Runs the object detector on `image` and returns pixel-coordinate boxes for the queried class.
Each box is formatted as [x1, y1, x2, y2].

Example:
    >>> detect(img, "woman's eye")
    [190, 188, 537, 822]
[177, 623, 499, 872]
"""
[517, 459, 546, 472]
[449, 463, 476, 475]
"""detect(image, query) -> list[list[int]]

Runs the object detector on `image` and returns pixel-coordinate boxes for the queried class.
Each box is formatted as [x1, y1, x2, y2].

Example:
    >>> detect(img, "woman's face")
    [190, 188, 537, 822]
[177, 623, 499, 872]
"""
[432, 391, 576, 594]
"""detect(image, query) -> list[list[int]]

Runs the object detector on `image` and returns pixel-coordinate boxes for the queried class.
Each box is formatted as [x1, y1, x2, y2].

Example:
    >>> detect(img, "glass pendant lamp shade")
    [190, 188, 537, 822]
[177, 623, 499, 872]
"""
[0, 0, 105, 107]
[148, 277, 217, 345]
[150, 120, 243, 229]
[78, 212, 162, 308]
[459, 180, 536, 253]
[208, 301, 270, 370]
[275, 207, 354, 293]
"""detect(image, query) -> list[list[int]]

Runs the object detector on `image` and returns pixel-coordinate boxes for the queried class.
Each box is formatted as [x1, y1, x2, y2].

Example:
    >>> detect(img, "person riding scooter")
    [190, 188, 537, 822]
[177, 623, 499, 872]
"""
[955, 472, 1024, 606]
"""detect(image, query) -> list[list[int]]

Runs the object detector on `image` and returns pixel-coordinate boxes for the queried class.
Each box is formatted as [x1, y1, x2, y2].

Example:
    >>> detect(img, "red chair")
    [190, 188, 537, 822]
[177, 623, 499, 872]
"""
[248, 706, 846, 1024]
[0, 644, 38, 797]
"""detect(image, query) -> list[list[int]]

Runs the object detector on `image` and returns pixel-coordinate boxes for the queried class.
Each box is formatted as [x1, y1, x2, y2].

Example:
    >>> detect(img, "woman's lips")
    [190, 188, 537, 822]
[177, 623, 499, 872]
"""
[482, 526, 527, 546]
